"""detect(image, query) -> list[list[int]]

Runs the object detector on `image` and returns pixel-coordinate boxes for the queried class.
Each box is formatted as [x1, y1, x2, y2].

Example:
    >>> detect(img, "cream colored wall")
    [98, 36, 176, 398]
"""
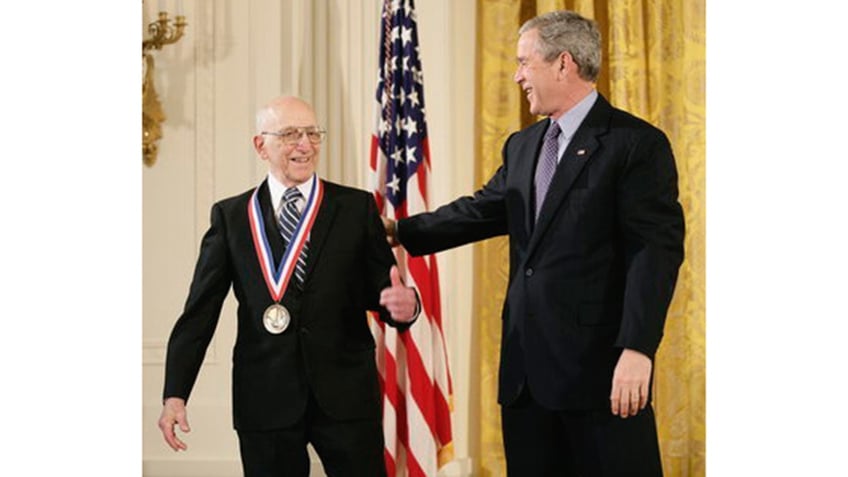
[142, 1, 477, 476]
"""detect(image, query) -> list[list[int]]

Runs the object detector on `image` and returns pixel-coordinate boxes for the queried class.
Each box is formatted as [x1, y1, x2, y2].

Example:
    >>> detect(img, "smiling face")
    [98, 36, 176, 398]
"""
[513, 28, 567, 118]
[253, 97, 321, 187]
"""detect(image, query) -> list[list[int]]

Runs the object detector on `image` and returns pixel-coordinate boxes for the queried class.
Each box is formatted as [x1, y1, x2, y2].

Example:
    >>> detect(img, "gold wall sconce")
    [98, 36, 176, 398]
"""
[142, 2, 187, 166]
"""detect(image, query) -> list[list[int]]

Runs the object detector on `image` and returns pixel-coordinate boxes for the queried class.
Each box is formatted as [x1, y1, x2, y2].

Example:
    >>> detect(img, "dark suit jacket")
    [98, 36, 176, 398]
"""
[163, 179, 408, 431]
[398, 94, 685, 411]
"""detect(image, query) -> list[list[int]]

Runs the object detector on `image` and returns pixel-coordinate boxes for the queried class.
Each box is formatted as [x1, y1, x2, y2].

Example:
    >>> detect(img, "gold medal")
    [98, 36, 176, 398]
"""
[263, 303, 291, 334]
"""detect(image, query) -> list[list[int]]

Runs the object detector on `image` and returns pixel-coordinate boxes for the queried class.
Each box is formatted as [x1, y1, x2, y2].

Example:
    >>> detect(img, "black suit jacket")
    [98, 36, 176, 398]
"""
[398, 94, 685, 411]
[163, 179, 408, 431]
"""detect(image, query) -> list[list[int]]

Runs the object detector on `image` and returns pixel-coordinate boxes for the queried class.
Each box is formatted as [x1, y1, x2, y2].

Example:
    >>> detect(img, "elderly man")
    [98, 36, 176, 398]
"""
[158, 96, 419, 477]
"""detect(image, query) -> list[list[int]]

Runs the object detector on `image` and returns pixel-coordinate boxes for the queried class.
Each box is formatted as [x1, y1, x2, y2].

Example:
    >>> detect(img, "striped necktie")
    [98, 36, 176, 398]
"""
[278, 187, 308, 285]
[534, 121, 561, 221]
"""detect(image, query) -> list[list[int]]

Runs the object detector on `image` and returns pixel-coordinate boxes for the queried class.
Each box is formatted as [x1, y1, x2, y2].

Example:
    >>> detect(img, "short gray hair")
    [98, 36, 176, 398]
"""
[519, 11, 601, 82]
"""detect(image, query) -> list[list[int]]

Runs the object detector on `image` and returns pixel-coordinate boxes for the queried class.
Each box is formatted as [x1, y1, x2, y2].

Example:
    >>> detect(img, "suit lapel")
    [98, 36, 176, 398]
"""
[257, 180, 288, 264]
[520, 122, 548, 242]
[301, 180, 337, 285]
[526, 95, 612, 259]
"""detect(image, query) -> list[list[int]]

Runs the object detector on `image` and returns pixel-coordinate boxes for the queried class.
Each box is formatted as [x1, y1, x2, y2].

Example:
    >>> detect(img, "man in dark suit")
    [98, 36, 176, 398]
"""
[157, 96, 419, 477]
[384, 10, 684, 476]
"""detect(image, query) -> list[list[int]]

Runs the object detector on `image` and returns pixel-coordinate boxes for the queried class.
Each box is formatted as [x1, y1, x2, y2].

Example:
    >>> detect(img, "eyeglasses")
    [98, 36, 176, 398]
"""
[261, 127, 327, 145]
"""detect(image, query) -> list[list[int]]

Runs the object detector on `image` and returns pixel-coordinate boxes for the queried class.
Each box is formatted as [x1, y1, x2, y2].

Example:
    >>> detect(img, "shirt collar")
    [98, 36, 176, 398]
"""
[551, 89, 598, 140]
[267, 173, 316, 213]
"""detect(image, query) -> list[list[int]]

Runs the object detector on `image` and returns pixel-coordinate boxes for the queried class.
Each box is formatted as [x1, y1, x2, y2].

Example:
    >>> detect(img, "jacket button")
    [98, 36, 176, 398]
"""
[525, 268, 533, 277]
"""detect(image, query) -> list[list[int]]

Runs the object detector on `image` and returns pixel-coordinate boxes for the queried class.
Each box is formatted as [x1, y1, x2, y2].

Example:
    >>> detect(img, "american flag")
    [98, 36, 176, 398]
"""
[368, 0, 454, 475]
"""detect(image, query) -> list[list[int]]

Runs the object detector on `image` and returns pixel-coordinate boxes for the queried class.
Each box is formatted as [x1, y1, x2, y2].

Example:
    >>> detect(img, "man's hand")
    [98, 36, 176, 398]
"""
[158, 397, 191, 451]
[610, 348, 652, 418]
[381, 216, 399, 247]
[379, 265, 417, 322]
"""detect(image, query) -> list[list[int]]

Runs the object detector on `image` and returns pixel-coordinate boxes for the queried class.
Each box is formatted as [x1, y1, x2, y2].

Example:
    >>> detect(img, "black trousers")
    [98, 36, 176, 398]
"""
[237, 392, 386, 477]
[501, 386, 663, 477]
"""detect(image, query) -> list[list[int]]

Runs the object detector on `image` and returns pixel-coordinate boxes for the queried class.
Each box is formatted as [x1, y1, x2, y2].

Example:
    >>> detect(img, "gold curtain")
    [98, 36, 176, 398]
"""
[473, 1, 705, 476]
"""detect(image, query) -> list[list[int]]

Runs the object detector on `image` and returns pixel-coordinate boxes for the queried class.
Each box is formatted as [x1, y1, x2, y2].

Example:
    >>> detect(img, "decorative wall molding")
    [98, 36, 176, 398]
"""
[142, 340, 218, 366]
[142, 340, 167, 365]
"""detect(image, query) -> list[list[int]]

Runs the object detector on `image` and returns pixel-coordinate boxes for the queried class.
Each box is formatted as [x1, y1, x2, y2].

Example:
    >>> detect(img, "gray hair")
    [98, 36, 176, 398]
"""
[519, 11, 601, 82]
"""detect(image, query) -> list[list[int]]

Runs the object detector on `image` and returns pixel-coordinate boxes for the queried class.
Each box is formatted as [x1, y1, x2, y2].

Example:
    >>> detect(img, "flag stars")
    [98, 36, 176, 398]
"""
[379, 118, 391, 136]
[401, 26, 413, 45]
[407, 90, 420, 107]
[391, 148, 404, 165]
[387, 175, 401, 194]
[376, 4, 429, 207]
[390, 0, 402, 14]
[403, 117, 418, 136]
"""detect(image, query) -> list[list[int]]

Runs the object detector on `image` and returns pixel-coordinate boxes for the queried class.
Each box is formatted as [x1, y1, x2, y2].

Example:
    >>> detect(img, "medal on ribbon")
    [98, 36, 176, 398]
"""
[247, 174, 324, 334]
[262, 303, 290, 335]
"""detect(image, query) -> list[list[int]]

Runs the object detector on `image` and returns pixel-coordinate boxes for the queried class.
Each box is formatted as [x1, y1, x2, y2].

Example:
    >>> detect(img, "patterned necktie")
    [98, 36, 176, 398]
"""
[534, 121, 561, 221]
[278, 187, 308, 285]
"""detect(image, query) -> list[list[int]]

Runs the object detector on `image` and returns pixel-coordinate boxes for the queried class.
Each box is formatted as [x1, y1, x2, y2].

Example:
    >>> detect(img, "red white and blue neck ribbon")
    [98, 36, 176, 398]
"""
[247, 174, 324, 301]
